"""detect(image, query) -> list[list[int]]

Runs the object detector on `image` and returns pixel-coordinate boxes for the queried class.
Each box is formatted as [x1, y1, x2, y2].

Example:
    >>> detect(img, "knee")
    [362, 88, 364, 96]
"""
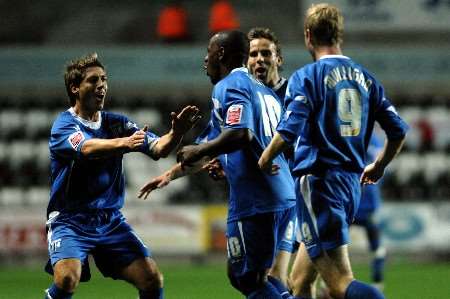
[228, 270, 266, 296]
[54, 269, 81, 292]
[325, 276, 353, 299]
[140, 269, 164, 292]
[288, 271, 317, 296]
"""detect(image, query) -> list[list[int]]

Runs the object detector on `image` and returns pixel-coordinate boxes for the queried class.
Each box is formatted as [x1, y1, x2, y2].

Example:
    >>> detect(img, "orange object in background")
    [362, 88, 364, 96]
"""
[157, 3, 189, 42]
[209, 0, 240, 34]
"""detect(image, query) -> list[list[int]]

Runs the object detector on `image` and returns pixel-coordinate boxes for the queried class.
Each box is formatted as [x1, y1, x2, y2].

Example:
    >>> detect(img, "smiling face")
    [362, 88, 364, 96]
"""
[72, 66, 108, 113]
[247, 38, 282, 87]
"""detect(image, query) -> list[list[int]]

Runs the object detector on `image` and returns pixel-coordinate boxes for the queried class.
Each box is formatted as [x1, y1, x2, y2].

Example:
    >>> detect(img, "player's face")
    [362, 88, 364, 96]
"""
[77, 66, 108, 112]
[248, 38, 281, 87]
[204, 36, 222, 85]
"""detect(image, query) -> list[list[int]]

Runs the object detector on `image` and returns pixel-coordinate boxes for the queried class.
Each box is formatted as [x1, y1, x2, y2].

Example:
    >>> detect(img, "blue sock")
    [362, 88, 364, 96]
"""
[267, 276, 293, 299]
[139, 288, 164, 299]
[345, 280, 384, 299]
[44, 283, 73, 299]
[372, 256, 385, 283]
[247, 281, 282, 299]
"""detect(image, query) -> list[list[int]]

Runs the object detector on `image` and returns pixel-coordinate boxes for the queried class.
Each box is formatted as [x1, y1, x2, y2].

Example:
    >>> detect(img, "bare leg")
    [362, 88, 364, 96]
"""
[312, 245, 354, 299]
[288, 243, 318, 298]
[53, 258, 82, 293]
[269, 250, 292, 286]
[120, 257, 163, 298]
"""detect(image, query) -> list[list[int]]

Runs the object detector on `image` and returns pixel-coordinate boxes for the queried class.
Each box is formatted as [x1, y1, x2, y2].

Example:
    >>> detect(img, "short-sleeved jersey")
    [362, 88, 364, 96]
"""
[277, 55, 409, 176]
[48, 108, 159, 216]
[196, 68, 296, 222]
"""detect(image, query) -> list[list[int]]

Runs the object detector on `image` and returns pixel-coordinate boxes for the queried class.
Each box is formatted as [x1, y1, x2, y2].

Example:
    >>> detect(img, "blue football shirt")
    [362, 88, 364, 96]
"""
[277, 55, 409, 176]
[196, 68, 296, 221]
[48, 108, 159, 216]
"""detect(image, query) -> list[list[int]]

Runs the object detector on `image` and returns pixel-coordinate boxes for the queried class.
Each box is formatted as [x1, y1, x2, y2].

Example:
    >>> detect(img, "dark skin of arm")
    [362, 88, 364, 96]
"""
[177, 128, 252, 169]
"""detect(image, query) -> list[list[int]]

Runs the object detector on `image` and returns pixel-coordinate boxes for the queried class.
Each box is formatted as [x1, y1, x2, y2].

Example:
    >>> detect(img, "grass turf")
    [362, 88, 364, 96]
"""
[1, 260, 449, 298]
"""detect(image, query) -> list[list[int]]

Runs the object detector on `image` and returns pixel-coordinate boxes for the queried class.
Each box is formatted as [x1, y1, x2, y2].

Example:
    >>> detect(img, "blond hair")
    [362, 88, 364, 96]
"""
[304, 3, 344, 47]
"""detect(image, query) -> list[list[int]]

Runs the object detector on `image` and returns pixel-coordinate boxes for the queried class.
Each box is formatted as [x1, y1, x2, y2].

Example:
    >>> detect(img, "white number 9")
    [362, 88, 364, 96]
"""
[338, 88, 362, 137]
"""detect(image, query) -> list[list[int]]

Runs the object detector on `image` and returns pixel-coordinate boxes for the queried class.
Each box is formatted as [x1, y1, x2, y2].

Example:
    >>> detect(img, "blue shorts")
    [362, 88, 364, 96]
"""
[45, 209, 150, 281]
[277, 207, 298, 253]
[296, 169, 361, 259]
[355, 183, 381, 222]
[226, 207, 295, 278]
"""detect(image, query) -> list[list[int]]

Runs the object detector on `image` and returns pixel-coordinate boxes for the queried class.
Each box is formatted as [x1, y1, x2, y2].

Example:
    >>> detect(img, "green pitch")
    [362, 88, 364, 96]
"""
[1, 260, 449, 298]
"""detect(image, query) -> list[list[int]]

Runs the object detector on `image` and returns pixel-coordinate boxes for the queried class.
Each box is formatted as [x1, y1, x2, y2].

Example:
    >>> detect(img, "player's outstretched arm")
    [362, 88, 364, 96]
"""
[138, 157, 209, 200]
[360, 136, 406, 184]
[81, 129, 147, 157]
[258, 133, 289, 173]
[153, 105, 201, 158]
[177, 128, 252, 169]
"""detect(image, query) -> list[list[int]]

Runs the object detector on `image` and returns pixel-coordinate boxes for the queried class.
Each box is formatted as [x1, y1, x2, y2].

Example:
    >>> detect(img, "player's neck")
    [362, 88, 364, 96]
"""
[267, 74, 281, 88]
[72, 105, 99, 122]
[314, 45, 342, 60]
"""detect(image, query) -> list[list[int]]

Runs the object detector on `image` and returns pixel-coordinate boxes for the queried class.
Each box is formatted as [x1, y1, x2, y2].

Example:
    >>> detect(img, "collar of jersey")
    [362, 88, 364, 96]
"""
[68, 107, 102, 130]
[273, 77, 287, 92]
[230, 67, 248, 74]
[319, 54, 350, 60]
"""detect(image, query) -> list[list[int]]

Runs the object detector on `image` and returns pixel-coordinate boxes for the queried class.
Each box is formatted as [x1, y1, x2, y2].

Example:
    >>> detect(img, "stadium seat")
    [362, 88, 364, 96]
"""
[26, 187, 49, 206]
[0, 187, 25, 206]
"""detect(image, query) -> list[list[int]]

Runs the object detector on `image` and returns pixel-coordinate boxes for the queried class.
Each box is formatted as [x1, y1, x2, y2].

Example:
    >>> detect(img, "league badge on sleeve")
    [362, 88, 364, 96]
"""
[226, 104, 243, 125]
[68, 131, 85, 150]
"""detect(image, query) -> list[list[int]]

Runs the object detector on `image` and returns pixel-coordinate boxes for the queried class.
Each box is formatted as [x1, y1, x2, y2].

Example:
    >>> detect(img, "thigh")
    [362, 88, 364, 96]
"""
[46, 214, 93, 275]
[93, 219, 150, 280]
[226, 213, 277, 278]
[121, 257, 163, 290]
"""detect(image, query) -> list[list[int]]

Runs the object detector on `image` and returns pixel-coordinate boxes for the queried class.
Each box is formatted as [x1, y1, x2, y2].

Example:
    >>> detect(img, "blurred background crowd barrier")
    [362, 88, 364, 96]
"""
[0, 0, 449, 261]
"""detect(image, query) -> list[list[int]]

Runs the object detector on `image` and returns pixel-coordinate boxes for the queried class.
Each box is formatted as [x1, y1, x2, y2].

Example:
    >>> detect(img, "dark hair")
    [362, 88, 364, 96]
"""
[64, 53, 104, 106]
[247, 27, 282, 57]
[215, 30, 249, 68]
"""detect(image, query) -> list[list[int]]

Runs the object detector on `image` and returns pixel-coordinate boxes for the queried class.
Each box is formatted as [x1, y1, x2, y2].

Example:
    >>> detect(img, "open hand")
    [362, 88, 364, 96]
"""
[138, 172, 171, 200]
[202, 158, 226, 180]
[171, 105, 201, 136]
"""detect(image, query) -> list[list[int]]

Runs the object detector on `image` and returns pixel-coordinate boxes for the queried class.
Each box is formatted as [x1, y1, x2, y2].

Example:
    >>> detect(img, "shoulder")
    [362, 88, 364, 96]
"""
[290, 62, 317, 81]
[219, 68, 254, 90]
[51, 110, 75, 130]
[101, 111, 128, 122]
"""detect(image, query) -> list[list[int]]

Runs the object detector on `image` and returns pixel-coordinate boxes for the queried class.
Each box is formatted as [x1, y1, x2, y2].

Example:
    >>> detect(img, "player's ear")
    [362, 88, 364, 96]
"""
[70, 84, 79, 98]
[304, 29, 312, 45]
[218, 47, 225, 61]
[277, 55, 283, 67]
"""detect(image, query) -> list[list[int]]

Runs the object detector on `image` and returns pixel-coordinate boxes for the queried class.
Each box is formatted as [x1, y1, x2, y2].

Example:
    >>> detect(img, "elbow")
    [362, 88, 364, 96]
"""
[238, 129, 253, 145]
[153, 145, 170, 159]
[158, 149, 170, 158]
[80, 145, 94, 157]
